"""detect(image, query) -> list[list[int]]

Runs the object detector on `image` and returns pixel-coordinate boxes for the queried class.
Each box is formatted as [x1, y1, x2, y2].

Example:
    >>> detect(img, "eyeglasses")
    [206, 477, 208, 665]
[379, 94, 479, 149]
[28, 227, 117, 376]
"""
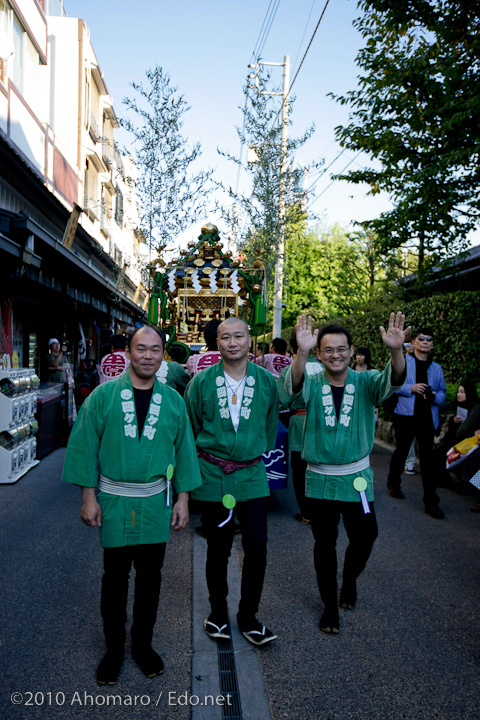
[320, 346, 351, 356]
[417, 336, 433, 342]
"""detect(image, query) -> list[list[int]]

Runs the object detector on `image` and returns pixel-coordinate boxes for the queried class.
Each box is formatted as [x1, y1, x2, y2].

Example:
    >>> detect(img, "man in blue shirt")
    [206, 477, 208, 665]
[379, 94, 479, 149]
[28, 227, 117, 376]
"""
[387, 328, 447, 519]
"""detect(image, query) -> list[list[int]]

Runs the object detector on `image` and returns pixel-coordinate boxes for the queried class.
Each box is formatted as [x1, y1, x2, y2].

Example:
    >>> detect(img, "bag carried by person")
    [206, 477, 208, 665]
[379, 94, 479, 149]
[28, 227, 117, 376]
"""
[446, 435, 480, 470]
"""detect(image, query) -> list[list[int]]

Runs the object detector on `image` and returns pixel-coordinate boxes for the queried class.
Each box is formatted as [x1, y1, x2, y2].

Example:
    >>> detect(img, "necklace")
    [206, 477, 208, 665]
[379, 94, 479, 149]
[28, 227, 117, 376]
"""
[224, 374, 247, 405]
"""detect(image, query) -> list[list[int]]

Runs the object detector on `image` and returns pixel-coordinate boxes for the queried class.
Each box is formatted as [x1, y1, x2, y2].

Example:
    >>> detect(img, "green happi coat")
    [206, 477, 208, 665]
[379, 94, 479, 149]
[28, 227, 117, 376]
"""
[62, 372, 202, 547]
[156, 359, 189, 395]
[278, 358, 323, 451]
[284, 362, 405, 502]
[184, 360, 279, 502]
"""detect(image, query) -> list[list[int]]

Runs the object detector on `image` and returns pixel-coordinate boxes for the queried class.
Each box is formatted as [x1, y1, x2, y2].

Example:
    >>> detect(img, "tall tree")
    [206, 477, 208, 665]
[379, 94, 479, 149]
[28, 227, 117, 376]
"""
[331, 1, 480, 280]
[218, 69, 320, 288]
[121, 66, 213, 253]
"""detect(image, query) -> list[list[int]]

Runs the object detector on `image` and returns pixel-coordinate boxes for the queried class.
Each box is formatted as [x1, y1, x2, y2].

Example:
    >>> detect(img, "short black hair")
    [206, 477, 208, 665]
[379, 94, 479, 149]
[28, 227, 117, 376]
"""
[127, 325, 166, 350]
[317, 324, 353, 349]
[290, 334, 298, 354]
[271, 337, 287, 354]
[110, 334, 127, 351]
[415, 327, 433, 339]
[204, 319, 222, 350]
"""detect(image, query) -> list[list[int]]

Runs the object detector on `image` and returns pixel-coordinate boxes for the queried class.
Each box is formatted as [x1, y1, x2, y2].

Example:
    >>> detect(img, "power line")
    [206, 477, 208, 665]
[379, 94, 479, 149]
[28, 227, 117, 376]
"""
[251, 0, 282, 63]
[268, 0, 331, 132]
[308, 151, 363, 209]
[291, 0, 318, 77]
[307, 149, 346, 191]
[234, 1, 282, 201]
[250, 0, 275, 61]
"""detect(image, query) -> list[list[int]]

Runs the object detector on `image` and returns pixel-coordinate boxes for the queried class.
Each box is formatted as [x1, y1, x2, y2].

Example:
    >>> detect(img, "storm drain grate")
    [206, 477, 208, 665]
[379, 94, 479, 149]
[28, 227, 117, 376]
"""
[216, 634, 242, 720]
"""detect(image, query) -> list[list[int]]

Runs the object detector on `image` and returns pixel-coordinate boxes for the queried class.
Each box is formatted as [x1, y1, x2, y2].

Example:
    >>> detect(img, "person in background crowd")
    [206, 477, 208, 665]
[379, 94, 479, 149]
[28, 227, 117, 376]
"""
[97, 334, 129, 384]
[186, 320, 222, 378]
[46, 338, 71, 383]
[255, 342, 270, 361]
[185, 317, 279, 647]
[351, 347, 374, 372]
[62, 326, 202, 685]
[387, 328, 447, 519]
[285, 313, 408, 634]
[434, 380, 480, 493]
[255, 337, 293, 379]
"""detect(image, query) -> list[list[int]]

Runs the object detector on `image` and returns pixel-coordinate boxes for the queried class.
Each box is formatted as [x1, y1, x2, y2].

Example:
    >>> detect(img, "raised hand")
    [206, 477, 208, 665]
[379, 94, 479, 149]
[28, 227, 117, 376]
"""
[379, 312, 411, 351]
[295, 314, 319, 355]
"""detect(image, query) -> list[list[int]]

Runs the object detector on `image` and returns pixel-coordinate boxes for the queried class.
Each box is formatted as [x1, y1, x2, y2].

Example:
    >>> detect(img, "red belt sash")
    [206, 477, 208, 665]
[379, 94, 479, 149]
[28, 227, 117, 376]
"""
[197, 449, 262, 475]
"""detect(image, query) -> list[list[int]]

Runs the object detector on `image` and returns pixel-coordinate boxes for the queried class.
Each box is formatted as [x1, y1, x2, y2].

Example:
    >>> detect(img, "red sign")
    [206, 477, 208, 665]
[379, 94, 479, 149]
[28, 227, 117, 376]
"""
[99, 352, 129, 382]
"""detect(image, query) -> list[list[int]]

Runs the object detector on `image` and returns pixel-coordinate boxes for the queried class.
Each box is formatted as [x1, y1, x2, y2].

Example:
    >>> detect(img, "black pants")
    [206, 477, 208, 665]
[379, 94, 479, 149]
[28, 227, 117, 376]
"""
[310, 499, 378, 610]
[101, 543, 166, 653]
[291, 450, 311, 520]
[200, 497, 268, 624]
[388, 414, 440, 506]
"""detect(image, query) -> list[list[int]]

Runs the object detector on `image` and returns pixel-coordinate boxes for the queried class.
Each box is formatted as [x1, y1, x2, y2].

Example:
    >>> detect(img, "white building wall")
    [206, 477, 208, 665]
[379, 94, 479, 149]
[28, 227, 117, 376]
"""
[42, 16, 78, 172]
[12, 0, 47, 58]
[9, 89, 46, 174]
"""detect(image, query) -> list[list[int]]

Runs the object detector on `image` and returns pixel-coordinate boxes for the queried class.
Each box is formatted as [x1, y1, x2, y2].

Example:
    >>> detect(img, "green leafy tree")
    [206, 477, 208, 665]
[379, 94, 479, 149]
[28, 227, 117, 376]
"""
[282, 221, 403, 324]
[121, 66, 213, 253]
[331, 1, 480, 281]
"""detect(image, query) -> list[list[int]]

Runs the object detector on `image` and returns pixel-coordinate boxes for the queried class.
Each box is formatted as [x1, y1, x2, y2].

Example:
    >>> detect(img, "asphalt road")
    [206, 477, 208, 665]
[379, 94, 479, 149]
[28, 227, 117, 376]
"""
[1, 444, 479, 720]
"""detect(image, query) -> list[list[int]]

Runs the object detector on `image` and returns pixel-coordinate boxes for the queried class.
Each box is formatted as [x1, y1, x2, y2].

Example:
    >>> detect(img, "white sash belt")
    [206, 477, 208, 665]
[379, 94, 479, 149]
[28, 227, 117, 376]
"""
[99, 474, 168, 497]
[308, 455, 370, 476]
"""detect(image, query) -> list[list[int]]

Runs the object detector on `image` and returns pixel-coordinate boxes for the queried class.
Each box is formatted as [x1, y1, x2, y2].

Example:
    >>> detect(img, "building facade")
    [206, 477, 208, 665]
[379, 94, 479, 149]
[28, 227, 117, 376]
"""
[0, 0, 147, 377]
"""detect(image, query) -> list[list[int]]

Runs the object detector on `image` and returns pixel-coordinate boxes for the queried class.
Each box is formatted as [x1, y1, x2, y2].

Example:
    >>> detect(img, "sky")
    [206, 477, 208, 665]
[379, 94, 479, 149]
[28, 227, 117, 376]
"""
[63, 0, 394, 247]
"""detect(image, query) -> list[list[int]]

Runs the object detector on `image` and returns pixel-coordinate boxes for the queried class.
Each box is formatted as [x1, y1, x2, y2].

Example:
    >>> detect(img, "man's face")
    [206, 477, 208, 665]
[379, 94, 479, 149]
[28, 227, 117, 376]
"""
[317, 333, 353, 378]
[126, 328, 164, 382]
[415, 333, 433, 356]
[217, 321, 250, 362]
[50, 342, 60, 354]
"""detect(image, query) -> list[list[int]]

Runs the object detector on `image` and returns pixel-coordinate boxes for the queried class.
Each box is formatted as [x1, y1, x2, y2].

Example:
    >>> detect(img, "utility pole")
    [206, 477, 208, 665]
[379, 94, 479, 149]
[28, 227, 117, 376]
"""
[248, 55, 290, 338]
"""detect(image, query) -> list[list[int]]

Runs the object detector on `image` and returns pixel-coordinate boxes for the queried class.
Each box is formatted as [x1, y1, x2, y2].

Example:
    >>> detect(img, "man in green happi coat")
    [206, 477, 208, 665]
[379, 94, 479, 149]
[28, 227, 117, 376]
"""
[185, 317, 279, 646]
[286, 313, 408, 634]
[62, 326, 201, 685]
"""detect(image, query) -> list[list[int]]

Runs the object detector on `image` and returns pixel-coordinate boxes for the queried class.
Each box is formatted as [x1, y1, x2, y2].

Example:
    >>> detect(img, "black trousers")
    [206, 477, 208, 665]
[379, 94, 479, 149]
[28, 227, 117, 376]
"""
[310, 499, 378, 610]
[200, 497, 268, 624]
[388, 414, 440, 506]
[101, 543, 166, 653]
[291, 450, 312, 520]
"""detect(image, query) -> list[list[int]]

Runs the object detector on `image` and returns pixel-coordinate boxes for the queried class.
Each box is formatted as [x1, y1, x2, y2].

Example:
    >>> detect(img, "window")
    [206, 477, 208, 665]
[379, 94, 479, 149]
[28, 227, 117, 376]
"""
[115, 186, 123, 228]
[113, 244, 122, 266]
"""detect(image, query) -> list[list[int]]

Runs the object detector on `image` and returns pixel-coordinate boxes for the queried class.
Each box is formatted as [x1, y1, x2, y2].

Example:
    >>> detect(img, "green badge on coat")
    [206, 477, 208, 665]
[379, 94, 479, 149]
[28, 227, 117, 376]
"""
[222, 494, 236, 509]
[167, 464, 174, 481]
[353, 476, 367, 492]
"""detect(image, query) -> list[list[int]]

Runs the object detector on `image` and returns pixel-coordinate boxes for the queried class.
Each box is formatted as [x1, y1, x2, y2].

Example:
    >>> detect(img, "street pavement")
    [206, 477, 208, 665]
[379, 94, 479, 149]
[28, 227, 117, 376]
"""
[1, 443, 479, 720]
